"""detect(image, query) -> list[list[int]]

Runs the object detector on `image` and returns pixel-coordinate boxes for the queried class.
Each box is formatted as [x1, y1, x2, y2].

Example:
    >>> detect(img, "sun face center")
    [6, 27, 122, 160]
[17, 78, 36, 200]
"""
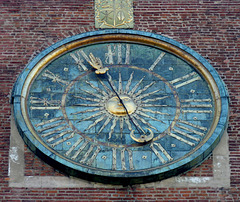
[106, 95, 137, 116]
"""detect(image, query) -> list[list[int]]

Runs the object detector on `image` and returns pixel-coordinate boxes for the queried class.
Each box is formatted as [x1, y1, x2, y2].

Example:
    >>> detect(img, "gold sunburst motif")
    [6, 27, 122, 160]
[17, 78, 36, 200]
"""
[70, 70, 171, 141]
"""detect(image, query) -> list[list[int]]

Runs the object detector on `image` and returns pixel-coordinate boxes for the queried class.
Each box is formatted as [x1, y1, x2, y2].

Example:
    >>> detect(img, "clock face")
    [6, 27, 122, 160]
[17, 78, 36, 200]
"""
[13, 30, 228, 184]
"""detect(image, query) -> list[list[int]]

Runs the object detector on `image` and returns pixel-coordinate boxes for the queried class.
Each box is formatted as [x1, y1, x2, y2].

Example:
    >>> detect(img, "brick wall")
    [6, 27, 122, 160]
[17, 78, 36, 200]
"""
[1, 0, 240, 201]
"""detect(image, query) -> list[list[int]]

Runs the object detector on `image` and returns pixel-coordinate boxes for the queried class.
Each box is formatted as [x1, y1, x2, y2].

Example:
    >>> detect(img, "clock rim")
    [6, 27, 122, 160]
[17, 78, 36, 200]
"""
[12, 29, 229, 183]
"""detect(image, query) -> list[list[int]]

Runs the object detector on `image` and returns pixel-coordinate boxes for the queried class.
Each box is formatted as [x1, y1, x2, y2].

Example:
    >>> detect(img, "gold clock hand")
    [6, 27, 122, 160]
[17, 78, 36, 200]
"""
[88, 53, 152, 142]
[130, 128, 154, 143]
[105, 72, 147, 140]
[88, 53, 109, 74]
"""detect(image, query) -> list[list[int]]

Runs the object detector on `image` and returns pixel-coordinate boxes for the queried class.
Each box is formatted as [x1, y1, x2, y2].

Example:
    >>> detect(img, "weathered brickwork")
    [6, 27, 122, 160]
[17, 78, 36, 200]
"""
[1, 0, 239, 201]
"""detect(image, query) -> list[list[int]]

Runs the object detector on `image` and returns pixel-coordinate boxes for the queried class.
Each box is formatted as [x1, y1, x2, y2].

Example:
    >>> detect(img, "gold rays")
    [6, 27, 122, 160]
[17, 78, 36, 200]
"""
[73, 71, 170, 140]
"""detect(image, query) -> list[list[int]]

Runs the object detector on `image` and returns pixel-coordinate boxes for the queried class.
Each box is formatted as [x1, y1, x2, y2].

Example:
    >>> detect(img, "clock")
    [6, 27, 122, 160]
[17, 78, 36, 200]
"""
[12, 30, 229, 184]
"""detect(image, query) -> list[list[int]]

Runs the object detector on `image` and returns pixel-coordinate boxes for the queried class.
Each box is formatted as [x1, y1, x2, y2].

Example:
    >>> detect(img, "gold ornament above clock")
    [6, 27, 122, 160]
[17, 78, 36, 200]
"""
[95, 0, 134, 28]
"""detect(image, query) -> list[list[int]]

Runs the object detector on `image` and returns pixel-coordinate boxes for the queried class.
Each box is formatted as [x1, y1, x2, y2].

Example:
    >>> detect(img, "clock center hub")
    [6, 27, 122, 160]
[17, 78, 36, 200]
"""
[106, 95, 137, 116]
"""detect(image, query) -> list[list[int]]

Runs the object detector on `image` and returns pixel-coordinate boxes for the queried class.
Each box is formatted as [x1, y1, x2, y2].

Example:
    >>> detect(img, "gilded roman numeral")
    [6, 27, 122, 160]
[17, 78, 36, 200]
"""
[178, 119, 208, 131]
[170, 72, 201, 89]
[66, 139, 101, 166]
[121, 148, 134, 170]
[42, 70, 69, 86]
[30, 97, 61, 110]
[168, 132, 195, 146]
[70, 140, 89, 160]
[48, 131, 75, 148]
[70, 49, 89, 71]
[105, 44, 130, 65]
[112, 147, 117, 170]
[150, 142, 173, 164]
[65, 136, 84, 158]
[169, 119, 208, 146]
[149, 52, 166, 71]
[80, 144, 101, 166]
[35, 117, 77, 148]
[35, 116, 70, 138]
[112, 148, 134, 170]
[181, 99, 213, 114]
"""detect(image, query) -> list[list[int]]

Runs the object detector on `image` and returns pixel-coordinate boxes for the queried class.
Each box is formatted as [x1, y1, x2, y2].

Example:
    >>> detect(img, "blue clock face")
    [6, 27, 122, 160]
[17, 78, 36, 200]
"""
[13, 30, 228, 184]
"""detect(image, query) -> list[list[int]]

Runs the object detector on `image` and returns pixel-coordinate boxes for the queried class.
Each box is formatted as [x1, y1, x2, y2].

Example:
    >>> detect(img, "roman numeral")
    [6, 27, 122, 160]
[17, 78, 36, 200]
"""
[65, 136, 84, 157]
[112, 148, 134, 170]
[70, 49, 89, 71]
[48, 131, 75, 148]
[80, 144, 101, 166]
[177, 119, 207, 133]
[35, 116, 70, 138]
[105, 44, 130, 65]
[121, 148, 134, 170]
[150, 142, 173, 164]
[170, 72, 201, 89]
[42, 70, 69, 86]
[169, 119, 208, 146]
[181, 99, 213, 114]
[168, 132, 195, 146]
[30, 106, 61, 110]
[30, 97, 61, 110]
[66, 139, 101, 166]
[149, 52, 166, 71]
[70, 140, 89, 160]
[35, 117, 76, 148]
[112, 147, 117, 170]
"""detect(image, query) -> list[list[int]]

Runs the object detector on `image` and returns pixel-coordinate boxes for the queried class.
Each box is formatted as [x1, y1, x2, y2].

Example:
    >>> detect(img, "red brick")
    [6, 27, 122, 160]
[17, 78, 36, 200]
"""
[0, 0, 240, 201]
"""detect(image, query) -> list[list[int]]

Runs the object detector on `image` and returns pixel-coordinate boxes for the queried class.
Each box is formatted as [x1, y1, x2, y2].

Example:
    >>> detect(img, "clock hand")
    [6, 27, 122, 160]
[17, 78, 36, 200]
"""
[88, 53, 109, 74]
[105, 72, 153, 143]
[87, 53, 153, 142]
[130, 128, 154, 143]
